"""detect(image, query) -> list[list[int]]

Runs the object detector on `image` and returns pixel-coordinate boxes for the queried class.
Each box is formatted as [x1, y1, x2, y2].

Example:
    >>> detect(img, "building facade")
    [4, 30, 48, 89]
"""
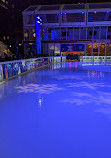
[23, 3, 111, 57]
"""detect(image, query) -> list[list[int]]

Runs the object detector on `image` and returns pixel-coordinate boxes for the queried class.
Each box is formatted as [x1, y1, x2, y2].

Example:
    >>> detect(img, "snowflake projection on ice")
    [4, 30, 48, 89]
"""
[52, 75, 83, 80]
[67, 82, 111, 90]
[15, 83, 65, 94]
[96, 107, 111, 119]
[71, 92, 94, 97]
[59, 91, 111, 106]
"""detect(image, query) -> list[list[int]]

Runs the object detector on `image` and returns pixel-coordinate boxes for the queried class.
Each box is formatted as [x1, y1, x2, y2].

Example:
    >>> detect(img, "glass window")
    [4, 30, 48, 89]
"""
[108, 12, 111, 21]
[93, 43, 99, 56]
[41, 28, 48, 41]
[39, 14, 59, 23]
[48, 28, 51, 40]
[86, 43, 92, 56]
[107, 26, 111, 39]
[94, 27, 100, 39]
[88, 11, 111, 21]
[67, 28, 73, 40]
[24, 28, 29, 41]
[80, 27, 86, 40]
[100, 43, 105, 56]
[87, 27, 93, 39]
[24, 28, 36, 41]
[48, 28, 60, 40]
[29, 28, 36, 41]
[62, 13, 85, 23]
[24, 14, 35, 25]
[106, 43, 111, 56]
[100, 26, 107, 39]
[88, 12, 106, 22]
[42, 43, 48, 55]
[61, 28, 66, 40]
[74, 27, 79, 40]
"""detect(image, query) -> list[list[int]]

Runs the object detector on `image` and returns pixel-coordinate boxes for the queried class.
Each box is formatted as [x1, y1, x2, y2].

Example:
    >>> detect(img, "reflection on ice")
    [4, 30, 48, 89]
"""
[71, 92, 94, 97]
[52, 75, 83, 80]
[67, 82, 96, 90]
[38, 97, 43, 106]
[59, 98, 85, 106]
[88, 70, 105, 78]
[97, 107, 111, 119]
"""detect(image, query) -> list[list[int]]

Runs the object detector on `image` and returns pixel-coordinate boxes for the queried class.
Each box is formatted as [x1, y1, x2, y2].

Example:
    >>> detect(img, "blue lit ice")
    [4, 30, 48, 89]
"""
[0, 62, 111, 158]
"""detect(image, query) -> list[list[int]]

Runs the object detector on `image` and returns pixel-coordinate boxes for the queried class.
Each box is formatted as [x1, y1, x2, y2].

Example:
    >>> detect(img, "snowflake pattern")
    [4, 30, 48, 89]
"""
[15, 81, 111, 119]
[59, 91, 111, 107]
[15, 83, 65, 94]
[67, 82, 111, 90]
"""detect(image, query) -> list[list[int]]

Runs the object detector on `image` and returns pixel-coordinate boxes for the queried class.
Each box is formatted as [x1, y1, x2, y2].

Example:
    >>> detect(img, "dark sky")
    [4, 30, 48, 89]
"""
[31, 0, 111, 5]
[12, 0, 111, 10]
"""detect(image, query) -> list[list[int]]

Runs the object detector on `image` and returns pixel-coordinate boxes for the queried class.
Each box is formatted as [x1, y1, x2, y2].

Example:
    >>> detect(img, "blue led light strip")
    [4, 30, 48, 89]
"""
[36, 16, 42, 54]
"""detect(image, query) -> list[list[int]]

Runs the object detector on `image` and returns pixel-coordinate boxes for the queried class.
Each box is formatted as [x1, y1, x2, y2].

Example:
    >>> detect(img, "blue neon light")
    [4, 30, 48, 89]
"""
[51, 30, 54, 40]
[51, 29, 57, 40]
[36, 16, 42, 54]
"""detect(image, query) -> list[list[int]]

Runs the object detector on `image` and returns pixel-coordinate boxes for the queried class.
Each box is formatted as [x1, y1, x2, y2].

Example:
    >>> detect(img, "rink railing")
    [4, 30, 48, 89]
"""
[0, 56, 66, 82]
[79, 56, 111, 62]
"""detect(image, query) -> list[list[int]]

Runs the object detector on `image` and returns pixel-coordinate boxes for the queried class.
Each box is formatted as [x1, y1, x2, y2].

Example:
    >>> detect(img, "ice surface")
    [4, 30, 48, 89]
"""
[0, 62, 111, 158]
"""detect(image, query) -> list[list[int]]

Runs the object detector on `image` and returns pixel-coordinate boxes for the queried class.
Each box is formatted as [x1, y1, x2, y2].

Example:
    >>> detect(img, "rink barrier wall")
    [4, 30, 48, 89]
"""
[79, 56, 111, 62]
[0, 56, 66, 82]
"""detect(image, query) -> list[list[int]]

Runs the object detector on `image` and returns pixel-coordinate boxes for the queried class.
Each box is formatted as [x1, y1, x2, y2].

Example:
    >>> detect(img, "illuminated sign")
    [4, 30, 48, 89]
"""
[61, 44, 85, 52]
